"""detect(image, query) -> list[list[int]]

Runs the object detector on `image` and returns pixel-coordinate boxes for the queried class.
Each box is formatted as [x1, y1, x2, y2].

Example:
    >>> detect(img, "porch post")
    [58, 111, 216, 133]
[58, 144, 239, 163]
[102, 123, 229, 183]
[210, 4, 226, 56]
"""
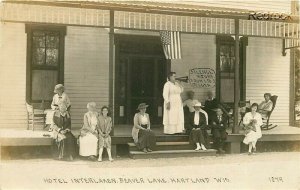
[109, 10, 115, 135]
[233, 19, 240, 134]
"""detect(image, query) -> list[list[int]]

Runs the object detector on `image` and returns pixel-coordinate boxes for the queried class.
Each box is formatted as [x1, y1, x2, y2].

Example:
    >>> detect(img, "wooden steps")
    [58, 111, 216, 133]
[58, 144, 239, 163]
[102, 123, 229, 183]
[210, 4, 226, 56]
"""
[128, 142, 217, 159]
[128, 142, 194, 151]
[129, 149, 217, 159]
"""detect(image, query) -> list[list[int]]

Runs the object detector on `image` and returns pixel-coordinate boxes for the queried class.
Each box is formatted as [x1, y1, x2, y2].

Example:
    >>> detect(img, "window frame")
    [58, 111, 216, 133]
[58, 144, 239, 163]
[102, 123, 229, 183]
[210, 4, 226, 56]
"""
[216, 35, 247, 104]
[25, 24, 66, 104]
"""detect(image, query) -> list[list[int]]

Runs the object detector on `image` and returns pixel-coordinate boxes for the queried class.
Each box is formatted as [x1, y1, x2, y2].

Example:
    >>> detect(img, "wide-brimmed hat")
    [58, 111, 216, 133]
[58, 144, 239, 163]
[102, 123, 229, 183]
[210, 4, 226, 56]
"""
[54, 84, 64, 93]
[193, 102, 203, 107]
[137, 103, 149, 110]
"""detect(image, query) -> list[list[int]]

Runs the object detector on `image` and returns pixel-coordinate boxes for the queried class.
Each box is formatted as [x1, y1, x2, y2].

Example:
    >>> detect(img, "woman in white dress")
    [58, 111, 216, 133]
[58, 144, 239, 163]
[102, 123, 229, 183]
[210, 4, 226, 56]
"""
[242, 103, 263, 155]
[163, 72, 184, 134]
[79, 102, 99, 160]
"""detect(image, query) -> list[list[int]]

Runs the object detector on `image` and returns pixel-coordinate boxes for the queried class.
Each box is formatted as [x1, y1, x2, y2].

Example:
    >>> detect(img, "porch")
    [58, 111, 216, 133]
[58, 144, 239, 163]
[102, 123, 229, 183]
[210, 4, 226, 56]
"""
[1, 125, 300, 159]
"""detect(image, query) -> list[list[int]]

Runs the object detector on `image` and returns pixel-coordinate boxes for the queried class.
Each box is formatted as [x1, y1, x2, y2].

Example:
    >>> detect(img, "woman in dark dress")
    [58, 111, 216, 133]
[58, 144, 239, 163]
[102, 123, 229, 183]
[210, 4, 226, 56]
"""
[132, 103, 156, 153]
[52, 102, 77, 161]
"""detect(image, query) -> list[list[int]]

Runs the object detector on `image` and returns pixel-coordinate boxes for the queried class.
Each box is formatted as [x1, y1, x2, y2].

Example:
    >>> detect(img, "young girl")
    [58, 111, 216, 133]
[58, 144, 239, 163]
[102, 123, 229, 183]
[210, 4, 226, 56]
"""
[243, 103, 263, 155]
[98, 106, 113, 162]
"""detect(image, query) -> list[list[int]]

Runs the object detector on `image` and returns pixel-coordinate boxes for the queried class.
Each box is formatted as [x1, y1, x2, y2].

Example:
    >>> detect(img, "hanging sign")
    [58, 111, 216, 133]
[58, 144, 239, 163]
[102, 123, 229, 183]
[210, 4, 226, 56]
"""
[188, 68, 216, 88]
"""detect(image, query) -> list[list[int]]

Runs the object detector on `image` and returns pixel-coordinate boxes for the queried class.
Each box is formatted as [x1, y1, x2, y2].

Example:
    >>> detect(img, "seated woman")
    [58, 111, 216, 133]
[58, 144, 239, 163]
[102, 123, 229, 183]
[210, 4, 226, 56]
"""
[79, 102, 99, 160]
[132, 103, 156, 153]
[183, 90, 208, 128]
[258, 93, 273, 119]
[243, 103, 263, 155]
[52, 101, 76, 161]
[46, 84, 71, 129]
[186, 103, 208, 151]
[98, 106, 113, 162]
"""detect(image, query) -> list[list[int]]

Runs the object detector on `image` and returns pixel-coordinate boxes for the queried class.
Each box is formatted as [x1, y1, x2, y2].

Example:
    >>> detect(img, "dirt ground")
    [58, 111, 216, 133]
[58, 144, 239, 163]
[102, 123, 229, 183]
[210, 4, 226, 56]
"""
[1, 152, 300, 190]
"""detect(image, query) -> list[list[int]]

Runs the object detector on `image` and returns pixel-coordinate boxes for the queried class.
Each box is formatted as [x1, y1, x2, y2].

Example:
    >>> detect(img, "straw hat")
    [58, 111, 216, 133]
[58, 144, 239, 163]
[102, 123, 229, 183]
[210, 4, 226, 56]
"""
[137, 103, 149, 110]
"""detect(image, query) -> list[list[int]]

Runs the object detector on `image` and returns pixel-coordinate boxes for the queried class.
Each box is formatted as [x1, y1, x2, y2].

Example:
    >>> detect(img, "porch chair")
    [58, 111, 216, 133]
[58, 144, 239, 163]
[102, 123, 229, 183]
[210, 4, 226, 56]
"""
[25, 102, 46, 131]
[260, 95, 278, 130]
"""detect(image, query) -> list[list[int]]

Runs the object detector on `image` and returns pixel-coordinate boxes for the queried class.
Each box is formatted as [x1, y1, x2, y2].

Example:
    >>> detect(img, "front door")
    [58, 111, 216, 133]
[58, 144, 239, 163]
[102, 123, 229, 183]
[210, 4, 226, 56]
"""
[115, 35, 168, 125]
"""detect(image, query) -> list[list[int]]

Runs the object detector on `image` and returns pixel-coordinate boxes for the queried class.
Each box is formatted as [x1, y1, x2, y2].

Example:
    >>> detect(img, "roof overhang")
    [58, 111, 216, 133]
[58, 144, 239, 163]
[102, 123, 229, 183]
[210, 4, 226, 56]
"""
[2, 0, 299, 22]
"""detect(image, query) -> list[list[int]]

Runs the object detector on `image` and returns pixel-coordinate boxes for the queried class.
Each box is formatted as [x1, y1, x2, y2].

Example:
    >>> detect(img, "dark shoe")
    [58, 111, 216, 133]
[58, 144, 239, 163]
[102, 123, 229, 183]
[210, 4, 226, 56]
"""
[248, 152, 252, 155]
[88, 156, 97, 161]
[147, 148, 153, 152]
[218, 149, 225, 154]
[143, 148, 148, 153]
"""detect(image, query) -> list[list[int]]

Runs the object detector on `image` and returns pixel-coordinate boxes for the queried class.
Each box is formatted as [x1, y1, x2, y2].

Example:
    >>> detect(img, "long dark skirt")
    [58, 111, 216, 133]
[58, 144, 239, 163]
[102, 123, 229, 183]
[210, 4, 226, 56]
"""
[137, 129, 156, 150]
[53, 132, 77, 159]
[189, 129, 209, 147]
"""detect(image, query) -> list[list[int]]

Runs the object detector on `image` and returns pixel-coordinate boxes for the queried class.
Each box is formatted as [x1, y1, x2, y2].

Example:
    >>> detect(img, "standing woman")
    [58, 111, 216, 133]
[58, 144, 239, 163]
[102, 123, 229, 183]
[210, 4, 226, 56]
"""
[243, 103, 263, 155]
[132, 103, 156, 153]
[52, 101, 76, 161]
[163, 72, 184, 134]
[98, 106, 113, 162]
[79, 102, 99, 160]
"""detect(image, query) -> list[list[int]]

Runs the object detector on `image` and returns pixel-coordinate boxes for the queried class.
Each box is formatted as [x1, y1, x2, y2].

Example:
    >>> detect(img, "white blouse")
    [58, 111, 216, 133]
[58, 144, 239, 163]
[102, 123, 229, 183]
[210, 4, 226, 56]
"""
[194, 111, 200, 125]
[51, 92, 71, 110]
[140, 114, 149, 125]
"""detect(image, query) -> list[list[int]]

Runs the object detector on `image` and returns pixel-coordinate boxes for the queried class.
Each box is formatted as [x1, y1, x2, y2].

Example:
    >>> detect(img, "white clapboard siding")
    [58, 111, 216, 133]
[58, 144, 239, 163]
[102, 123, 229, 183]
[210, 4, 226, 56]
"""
[0, 22, 27, 129]
[64, 26, 109, 129]
[246, 37, 290, 126]
[172, 34, 216, 102]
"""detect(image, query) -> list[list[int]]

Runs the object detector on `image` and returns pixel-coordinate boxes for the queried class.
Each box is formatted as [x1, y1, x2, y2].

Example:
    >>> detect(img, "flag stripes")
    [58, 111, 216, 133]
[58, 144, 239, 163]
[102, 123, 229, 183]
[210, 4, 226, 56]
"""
[159, 31, 182, 59]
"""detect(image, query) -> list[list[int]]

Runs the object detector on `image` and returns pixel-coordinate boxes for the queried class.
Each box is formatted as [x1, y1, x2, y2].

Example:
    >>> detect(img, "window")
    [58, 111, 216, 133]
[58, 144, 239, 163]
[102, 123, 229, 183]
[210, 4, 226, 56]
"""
[216, 36, 247, 104]
[26, 25, 66, 104]
[216, 36, 235, 103]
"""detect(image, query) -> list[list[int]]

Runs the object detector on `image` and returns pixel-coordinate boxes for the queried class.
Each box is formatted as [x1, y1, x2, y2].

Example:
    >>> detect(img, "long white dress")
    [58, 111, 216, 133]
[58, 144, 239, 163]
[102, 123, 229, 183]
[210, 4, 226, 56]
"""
[79, 113, 99, 156]
[243, 112, 263, 144]
[163, 81, 184, 134]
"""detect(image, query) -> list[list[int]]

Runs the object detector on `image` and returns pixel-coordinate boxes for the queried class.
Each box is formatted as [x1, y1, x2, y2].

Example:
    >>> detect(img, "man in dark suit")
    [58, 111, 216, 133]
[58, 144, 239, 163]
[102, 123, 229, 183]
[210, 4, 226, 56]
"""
[210, 108, 228, 154]
[203, 91, 220, 124]
[186, 103, 209, 151]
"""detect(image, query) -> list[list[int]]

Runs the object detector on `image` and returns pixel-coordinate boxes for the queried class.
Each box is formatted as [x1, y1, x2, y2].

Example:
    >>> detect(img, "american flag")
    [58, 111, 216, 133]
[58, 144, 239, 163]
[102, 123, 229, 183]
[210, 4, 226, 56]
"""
[159, 31, 182, 59]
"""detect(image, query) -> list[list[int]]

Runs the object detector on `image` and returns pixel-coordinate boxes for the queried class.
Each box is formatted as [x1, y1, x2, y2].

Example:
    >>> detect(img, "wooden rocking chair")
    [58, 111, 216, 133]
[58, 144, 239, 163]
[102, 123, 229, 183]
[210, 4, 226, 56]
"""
[260, 95, 278, 130]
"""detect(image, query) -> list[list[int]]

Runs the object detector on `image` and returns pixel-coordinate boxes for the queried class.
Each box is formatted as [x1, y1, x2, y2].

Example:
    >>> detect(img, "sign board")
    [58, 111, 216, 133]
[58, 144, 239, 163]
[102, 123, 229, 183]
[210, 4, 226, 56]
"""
[189, 68, 216, 88]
